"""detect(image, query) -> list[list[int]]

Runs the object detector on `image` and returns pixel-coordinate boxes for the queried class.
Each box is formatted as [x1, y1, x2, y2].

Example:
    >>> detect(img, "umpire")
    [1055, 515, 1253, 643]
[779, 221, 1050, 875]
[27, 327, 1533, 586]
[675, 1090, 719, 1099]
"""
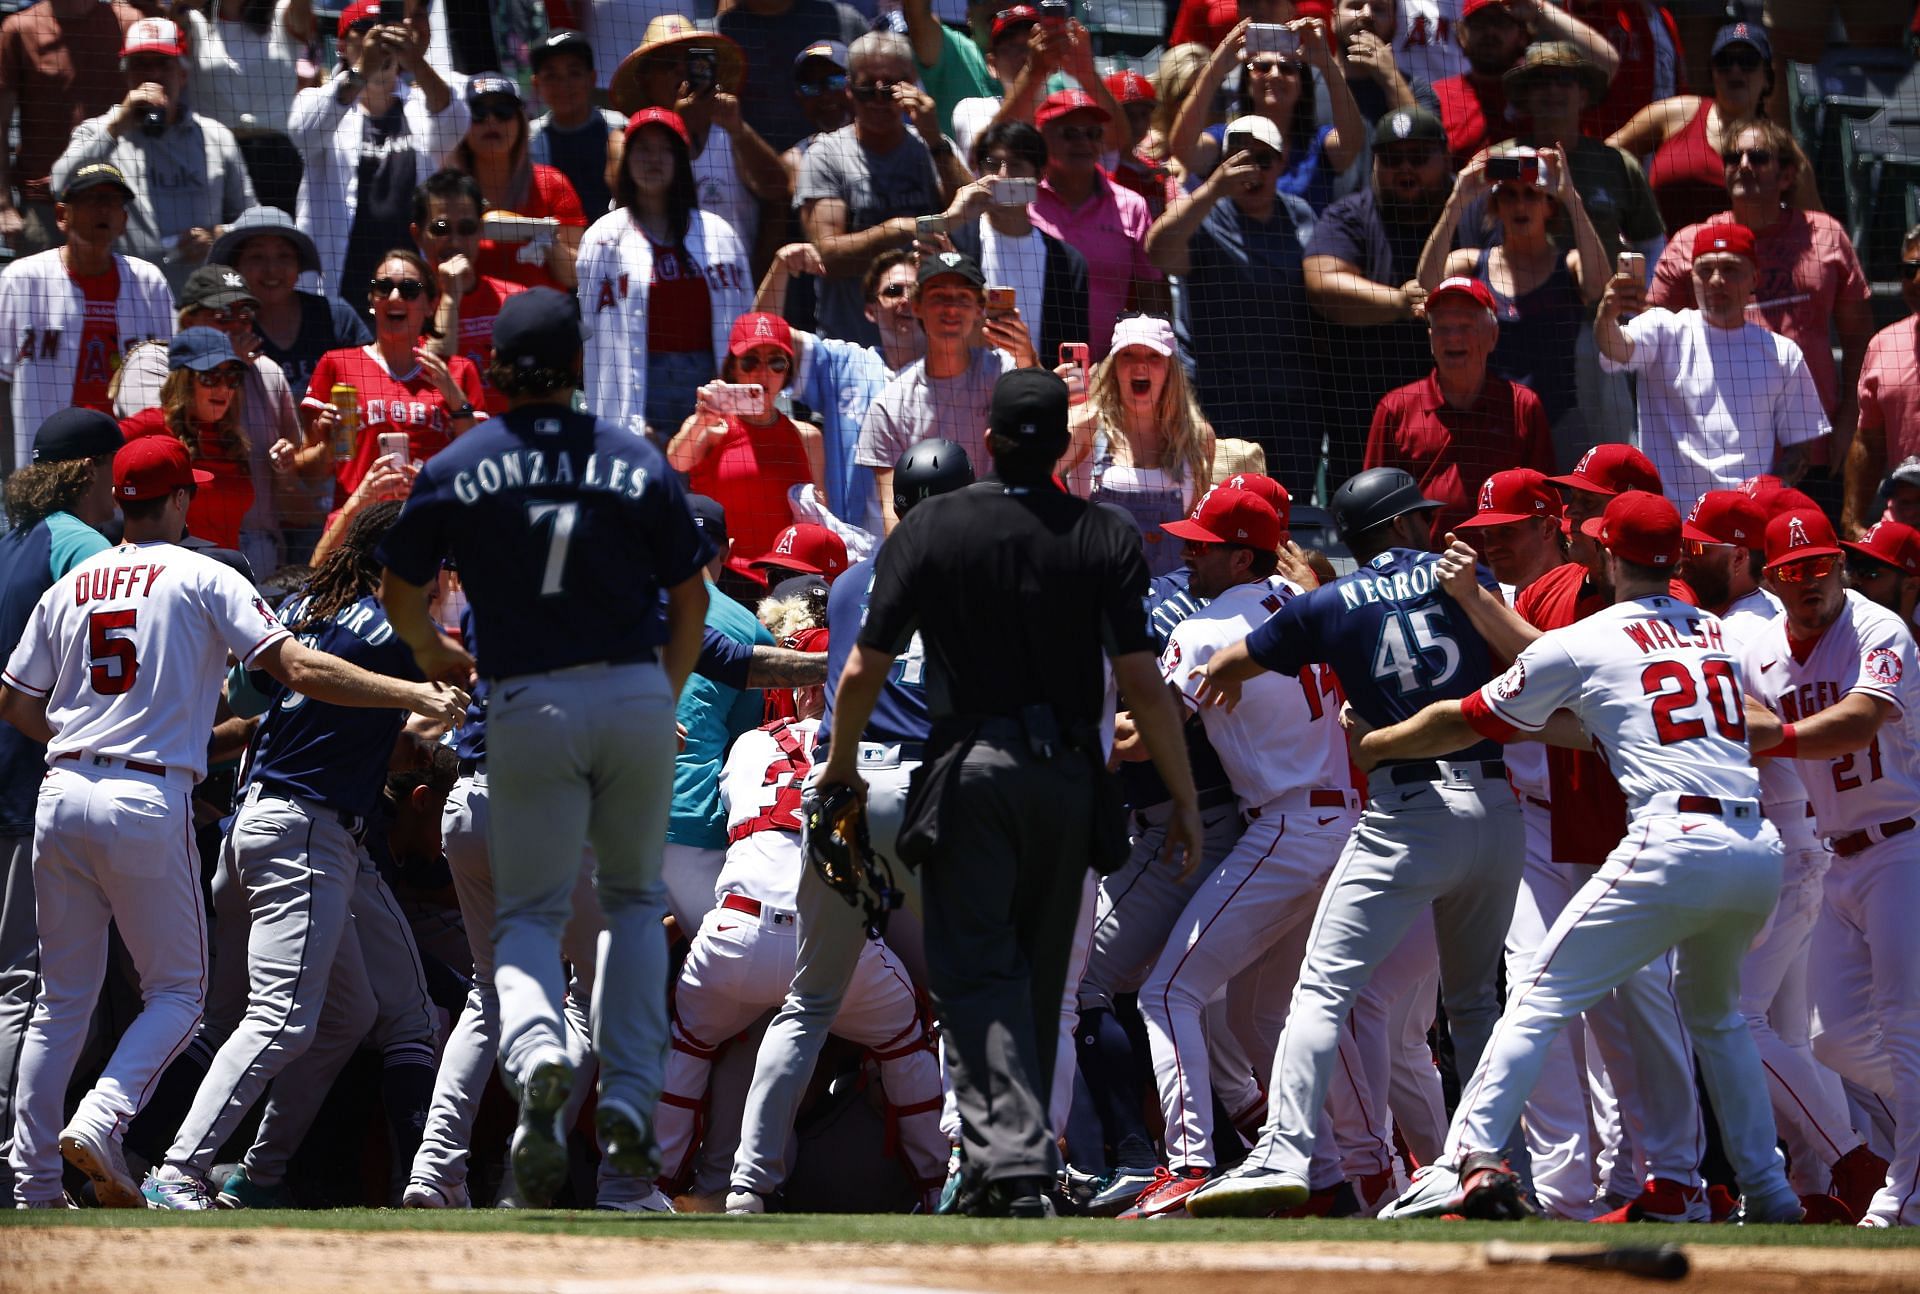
[814, 369, 1203, 1218]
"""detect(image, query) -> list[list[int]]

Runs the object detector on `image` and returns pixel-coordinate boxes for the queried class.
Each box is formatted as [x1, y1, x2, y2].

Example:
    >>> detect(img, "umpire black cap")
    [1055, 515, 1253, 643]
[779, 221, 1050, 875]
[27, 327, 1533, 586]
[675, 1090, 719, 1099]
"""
[1330, 467, 1441, 542]
[893, 438, 974, 518]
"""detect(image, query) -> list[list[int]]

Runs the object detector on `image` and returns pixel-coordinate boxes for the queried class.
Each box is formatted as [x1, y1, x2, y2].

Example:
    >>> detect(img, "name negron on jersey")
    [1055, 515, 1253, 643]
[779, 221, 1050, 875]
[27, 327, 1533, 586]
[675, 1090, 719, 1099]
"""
[1337, 561, 1439, 611]
[450, 448, 649, 505]
[1622, 616, 1725, 655]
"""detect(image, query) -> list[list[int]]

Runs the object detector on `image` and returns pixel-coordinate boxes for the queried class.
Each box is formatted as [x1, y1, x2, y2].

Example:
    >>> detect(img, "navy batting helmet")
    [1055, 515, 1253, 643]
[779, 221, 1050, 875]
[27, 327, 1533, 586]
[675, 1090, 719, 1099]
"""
[893, 438, 974, 517]
[1329, 467, 1441, 542]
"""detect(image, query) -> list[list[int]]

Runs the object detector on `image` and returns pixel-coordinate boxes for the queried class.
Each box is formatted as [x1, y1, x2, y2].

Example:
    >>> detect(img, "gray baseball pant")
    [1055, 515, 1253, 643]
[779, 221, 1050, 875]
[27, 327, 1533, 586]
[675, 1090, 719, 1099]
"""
[0, 833, 36, 1198]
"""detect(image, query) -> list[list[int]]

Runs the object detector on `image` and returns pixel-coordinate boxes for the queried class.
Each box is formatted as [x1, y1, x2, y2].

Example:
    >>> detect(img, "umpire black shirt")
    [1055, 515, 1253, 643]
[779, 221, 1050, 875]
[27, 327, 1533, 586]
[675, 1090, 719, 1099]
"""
[859, 476, 1154, 727]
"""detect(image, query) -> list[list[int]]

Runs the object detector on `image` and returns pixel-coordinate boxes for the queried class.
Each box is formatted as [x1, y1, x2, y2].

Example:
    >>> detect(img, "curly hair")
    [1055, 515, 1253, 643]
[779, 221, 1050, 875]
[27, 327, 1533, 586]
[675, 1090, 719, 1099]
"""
[4, 458, 96, 531]
[292, 498, 404, 632]
[157, 366, 247, 464]
[756, 591, 825, 643]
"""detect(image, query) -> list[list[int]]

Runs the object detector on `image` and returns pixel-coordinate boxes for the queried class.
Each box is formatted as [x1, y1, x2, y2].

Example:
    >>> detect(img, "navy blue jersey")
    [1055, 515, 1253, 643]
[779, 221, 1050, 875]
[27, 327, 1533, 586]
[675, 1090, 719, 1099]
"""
[377, 404, 715, 681]
[451, 609, 486, 763]
[822, 556, 929, 746]
[1120, 566, 1231, 809]
[246, 593, 424, 817]
[1246, 548, 1503, 764]
[697, 625, 754, 692]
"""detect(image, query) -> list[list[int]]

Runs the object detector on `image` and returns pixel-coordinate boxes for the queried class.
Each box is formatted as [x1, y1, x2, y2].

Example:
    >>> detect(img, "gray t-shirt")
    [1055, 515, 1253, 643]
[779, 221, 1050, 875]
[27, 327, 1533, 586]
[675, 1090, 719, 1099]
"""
[719, 0, 869, 153]
[856, 346, 1013, 476]
[798, 124, 943, 345]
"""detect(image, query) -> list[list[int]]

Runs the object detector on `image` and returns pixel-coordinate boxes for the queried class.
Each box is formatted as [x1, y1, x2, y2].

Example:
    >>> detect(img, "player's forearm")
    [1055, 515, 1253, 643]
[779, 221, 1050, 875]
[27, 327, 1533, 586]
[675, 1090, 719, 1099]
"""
[1453, 582, 1540, 662]
[379, 572, 446, 658]
[745, 645, 830, 689]
[263, 639, 426, 710]
[1355, 700, 1480, 768]
[1113, 652, 1199, 809]
[824, 644, 895, 773]
[0, 686, 53, 744]
[1203, 637, 1264, 687]
[662, 574, 708, 699]
[1757, 692, 1889, 760]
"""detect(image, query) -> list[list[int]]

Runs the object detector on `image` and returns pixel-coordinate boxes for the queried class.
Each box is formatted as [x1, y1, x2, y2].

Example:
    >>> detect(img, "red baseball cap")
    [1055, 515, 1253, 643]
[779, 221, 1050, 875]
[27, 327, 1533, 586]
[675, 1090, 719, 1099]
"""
[1548, 443, 1662, 497]
[1580, 491, 1686, 567]
[1426, 276, 1496, 314]
[123, 16, 188, 58]
[1692, 222, 1756, 262]
[1685, 490, 1767, 550]
[1218, 472, 1291, 536]
[991, 4, 1040, 41]
[336, 0, 380, 37]
[1036, 89, 1110, 129]
[114, 435, 214, 502]
[1841, 520, 1920, 576]
[1461, 0, 1514, 20]
[728, 311, 794, 360]
[625, 107, 690, 148]
[1739, 475, 1819, 516]
[751, 523, 848, 579]
[1162, 487, 1282, 553]
[1763, 508, 1844, 572]
[1459, 468, 1561, 528]
[1104, 70, 1156, 104]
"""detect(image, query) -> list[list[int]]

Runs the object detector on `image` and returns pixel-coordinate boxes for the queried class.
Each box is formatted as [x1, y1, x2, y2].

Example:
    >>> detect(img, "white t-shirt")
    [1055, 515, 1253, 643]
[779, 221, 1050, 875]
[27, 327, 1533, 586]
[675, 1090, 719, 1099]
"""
[3, 540, 290, 779]
[716, 717, 817, 910]
[1395, 0, 1465, 88]
[185, 0, 303, 136]
[1477, 595, 1761, 814]
[1161, 578, 1348, 815]
[979, 220, 1046, 330]
[1742, 590, 1920, 838]
[1598, 307, 1828, 506]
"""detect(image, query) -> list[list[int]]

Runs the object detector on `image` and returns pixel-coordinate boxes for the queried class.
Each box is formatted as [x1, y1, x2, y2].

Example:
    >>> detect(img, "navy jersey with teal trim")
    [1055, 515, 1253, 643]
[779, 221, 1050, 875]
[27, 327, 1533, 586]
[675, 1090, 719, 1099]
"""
[822, 556, 928, 745]
[245, 593, 424, 817]
[376, 404, 715, 681]
[451, 609, 486, 763]
[1120, 566, 1230, 808]
[1246, 548, 1503, 763]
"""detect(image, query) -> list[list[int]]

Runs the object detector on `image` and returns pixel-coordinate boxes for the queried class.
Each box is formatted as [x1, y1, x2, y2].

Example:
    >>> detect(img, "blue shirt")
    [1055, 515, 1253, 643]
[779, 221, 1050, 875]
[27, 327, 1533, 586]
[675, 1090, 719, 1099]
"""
[246, 593, 423, 818]
[1246, 548, 1503, 764]
[669, 583, 770, 849]
[821, 555, 928, 746]
[0, 512, 109, 833]
[377, 403, 715, 681]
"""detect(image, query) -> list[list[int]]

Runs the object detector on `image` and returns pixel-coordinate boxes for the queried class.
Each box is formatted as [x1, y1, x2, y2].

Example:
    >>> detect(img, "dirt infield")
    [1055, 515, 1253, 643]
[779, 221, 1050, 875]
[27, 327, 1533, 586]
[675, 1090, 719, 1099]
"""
[9, 1227, 1920, 1294]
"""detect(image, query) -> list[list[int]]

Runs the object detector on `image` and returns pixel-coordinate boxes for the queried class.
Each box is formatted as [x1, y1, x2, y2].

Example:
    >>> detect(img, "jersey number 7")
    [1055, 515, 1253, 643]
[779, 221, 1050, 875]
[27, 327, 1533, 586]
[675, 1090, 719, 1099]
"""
[87, 609, 139, 695]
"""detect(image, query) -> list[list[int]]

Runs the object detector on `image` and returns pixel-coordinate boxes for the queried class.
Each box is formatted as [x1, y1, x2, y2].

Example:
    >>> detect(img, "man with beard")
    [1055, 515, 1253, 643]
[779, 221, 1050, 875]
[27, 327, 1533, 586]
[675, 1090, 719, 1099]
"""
[1305, 107, 1455, 479]
[1431, 0, 1615, 168]
[1325, 0, 1440, 202]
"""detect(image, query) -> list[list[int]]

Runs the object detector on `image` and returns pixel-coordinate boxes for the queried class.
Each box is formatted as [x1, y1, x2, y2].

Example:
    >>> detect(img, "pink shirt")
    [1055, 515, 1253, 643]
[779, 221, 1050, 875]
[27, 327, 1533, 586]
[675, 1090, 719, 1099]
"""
[1032, 171, 1160, 358]
[1860, 314, 1920, 463]
[1649, 208, 1871, 416]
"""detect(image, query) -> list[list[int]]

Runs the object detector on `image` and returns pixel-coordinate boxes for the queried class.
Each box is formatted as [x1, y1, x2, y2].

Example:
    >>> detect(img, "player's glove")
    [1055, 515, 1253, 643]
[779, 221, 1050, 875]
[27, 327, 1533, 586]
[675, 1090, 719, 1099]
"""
[801, 783, 902, 940]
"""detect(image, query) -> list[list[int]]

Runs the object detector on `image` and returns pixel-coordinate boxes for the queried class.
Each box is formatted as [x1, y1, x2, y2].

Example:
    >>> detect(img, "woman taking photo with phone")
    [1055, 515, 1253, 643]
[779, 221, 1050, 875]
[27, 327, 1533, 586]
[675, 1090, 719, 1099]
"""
[449, 74, 588, 290]
[118, 327, 257, 551]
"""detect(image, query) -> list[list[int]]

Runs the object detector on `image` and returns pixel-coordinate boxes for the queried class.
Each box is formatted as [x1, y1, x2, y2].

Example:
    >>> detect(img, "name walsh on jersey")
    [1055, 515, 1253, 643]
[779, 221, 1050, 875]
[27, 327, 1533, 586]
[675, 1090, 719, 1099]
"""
[1622, 615, 1726, 655]
[449, 447, 650, 505]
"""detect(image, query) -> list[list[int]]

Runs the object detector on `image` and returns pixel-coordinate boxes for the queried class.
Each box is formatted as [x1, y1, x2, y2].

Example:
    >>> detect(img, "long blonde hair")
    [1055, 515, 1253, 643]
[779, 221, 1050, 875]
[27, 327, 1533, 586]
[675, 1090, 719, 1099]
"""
[1153, 44, 1213, 149]
[159, 367, 246, 463]
[1080, 346, 1213, 494]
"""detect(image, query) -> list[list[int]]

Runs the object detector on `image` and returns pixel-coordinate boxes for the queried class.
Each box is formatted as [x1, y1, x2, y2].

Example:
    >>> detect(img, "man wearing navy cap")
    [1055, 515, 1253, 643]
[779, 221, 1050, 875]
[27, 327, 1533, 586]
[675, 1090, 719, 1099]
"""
[529, 31, 627, 220]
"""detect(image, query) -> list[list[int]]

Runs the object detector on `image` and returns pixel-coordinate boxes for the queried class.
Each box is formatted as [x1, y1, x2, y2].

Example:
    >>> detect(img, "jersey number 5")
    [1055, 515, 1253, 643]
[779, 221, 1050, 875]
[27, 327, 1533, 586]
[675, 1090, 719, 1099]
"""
[87, 609, 138, 695]
[1641, 659, 1743, 744]
[526, 501, 579, 597]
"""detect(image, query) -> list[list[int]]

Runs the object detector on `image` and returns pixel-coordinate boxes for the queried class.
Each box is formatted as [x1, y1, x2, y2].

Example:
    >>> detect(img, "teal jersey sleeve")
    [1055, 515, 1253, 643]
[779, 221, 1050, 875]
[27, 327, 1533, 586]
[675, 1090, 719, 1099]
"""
[44, 512, 109, 579]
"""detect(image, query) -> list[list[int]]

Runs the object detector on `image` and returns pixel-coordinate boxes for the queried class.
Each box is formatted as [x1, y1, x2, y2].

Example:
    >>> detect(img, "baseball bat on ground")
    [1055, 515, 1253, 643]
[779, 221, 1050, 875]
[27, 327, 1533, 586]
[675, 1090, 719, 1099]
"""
[1484, 1241, 1690, 1282]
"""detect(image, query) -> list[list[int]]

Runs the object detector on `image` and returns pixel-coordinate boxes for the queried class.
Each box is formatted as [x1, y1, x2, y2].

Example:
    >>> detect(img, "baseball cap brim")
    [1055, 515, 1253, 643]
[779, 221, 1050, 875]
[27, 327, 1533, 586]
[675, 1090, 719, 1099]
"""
[1159, 517, 1226, 544]
[1579, 516, 1720, 546]
[1547, 469, 1616, 496]
[1457, 506, 1539, 528]
[1764, 543, 1844, 572]
[1839, 539, 1903, 571]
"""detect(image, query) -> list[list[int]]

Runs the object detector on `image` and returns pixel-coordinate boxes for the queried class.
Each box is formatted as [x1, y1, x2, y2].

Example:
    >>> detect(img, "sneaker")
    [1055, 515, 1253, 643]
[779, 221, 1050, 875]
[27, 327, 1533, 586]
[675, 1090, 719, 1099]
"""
[402, 1179, 471, 1209]
[957, 1175, 1054, 1218]
[510, 1058, 575, 1209]
[597, 1185, 674, 1213]
[1831, 1144, 1890, 1221]
[935, 1148, 964, 1215]
[1736, 1192, 1806, 1225]
[58, 1125, 142, 1210]
[217, 1166, 290, 1210]
[1591, 1176, 1710, 1223]
[1185, 1165, 1308, 1218]
[142, 1165, 217, 1211]
[1380, 1153, 1532, 1221]
[724, 1189, 766, 1215]
[1084, 1164, 1165, 1218]
[594, 1097, 661, 1182]
[1116, 1166, 1207, 1219]
[16, 1193, 78, 1209]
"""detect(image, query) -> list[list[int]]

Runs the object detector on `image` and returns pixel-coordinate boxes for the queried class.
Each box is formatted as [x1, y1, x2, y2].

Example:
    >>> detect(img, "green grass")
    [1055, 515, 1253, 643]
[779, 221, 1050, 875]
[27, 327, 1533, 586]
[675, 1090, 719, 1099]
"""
[5, 1209, 1919, 1249]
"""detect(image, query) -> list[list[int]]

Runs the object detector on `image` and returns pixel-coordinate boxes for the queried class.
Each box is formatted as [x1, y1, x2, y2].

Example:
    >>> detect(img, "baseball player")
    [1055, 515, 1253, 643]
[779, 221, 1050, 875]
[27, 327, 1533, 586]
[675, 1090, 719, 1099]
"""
[3, 436, 464, 1210]
[0, 162, 172, 474]
[377, 287, 714, 1209]
[1181, 466, 1523, 1218]
[655, 634, 945, 1200]
[143, 500, 444, 1209]
[1364, 491, 1801, 1226]
[727, 438, 972, 1214]
[1743, 509, 1920, 1228]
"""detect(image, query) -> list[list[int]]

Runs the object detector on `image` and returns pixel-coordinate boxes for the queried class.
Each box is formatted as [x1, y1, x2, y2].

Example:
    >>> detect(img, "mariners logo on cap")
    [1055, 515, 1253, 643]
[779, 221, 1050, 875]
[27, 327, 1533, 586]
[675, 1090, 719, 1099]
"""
[1787, 516, 1812, 550]
[222, 271, 244, 289]
[1390, 111, 1412, 138]
[940, 252, 962, 268]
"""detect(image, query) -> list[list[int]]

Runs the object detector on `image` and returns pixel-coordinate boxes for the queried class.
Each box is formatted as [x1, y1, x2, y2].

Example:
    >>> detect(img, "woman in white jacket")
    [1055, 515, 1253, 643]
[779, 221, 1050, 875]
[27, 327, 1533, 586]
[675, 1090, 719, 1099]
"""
[577, 108, 750, 441]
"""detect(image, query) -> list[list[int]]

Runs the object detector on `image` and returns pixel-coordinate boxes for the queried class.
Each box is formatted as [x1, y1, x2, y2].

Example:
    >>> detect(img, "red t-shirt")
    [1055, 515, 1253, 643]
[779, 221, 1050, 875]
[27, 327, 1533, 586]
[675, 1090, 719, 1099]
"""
[688, 413, 813, 574]
[118, 408, 252, 550]
[647, 238, 713, 354]
[1571, 0, 1686, 142]
[1363, 372, 1556, 545]
[1433, 73, 1511, 169]
[1644, 100, 1726, 235]
[301, 345, 487, 496]
[1514, 561, 1695, 865]
[70, 263, 120, 413]
[450, 273, 525, 415]
[478, 164, 589, 291]
[1169, 0, 1238, 50]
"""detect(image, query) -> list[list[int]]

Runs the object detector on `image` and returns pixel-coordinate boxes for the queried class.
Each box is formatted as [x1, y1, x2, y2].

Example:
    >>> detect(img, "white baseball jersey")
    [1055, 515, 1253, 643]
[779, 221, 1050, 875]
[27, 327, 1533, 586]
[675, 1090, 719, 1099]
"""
[1499, 579, 1549, 799]
[0, 249, 173, 470]
[1161, 579, 1348, 814]
[2, 540, 289, 779]
[714, 717, 819, 910]
[1473, 595, 1761, 811]
[1719, 586, 1812, 813]
[1742, 590, 1920, 837]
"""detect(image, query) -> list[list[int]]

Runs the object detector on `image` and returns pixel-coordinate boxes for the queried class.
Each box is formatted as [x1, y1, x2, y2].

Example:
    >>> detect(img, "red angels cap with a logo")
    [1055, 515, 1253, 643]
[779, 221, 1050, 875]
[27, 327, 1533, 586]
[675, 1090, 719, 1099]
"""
[1763, 508, 1843, 572]
[1161, 487, 1282, 553]
[1426, 276, 1497, 315]
[727, 311, 794, 360]
[1548, 443, 1662, 497]
[1739, 474, 1819, 517]
[1684, 490, 1767, 550]
[750, 523, 848, 578]
[1221, 472, 1291, 535]
[1691, 222, 1756, 262]
[1842, 520, 1920, 576]
[1459, 468, 1561, 528]
[1579, 491, 1685, 567]
[114, 435, 214, 501]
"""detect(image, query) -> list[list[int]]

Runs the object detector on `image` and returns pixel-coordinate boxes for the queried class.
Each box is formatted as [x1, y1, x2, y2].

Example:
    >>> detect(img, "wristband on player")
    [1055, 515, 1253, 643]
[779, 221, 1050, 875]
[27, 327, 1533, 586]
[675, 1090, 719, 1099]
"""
[1772, 723, 1798, 759]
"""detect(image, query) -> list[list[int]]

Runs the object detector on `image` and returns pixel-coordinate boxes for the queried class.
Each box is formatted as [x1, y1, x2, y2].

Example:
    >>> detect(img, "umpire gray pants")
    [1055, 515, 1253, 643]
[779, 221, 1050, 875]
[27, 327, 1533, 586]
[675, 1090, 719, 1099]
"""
[922, 739, 1095, 1186]
[0, 833, 35, 1197]
[487, 660, 676, 1115]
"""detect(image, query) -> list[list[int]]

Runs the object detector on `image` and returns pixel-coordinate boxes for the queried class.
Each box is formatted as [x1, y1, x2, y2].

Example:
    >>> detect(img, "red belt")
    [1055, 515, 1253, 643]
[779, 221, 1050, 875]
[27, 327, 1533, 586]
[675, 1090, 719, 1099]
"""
[1830, 818, 1917, 859]
[55, 750, 167, 777]
[721, 893, 763, 918]
[1677, 795, 1723, 815]
[1247, 789, 1349, 820]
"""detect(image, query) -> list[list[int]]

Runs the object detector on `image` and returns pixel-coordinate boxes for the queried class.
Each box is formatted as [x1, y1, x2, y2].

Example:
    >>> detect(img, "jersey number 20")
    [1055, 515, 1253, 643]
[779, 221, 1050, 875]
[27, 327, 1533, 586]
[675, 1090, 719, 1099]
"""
[87, 609, 138, 695]
[1641, 659, 1743, 745]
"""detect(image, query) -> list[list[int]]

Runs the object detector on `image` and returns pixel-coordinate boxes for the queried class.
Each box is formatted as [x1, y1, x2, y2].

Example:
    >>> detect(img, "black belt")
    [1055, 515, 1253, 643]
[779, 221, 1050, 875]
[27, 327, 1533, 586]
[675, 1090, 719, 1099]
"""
[969, 714, 1100, 758]
[1830, 817, 1916, 859]
[1132, 785, 1236, 821]
[1385, 758, 1506, 787]
[254, 781, 366, 840]
[458, 757, 485, 777]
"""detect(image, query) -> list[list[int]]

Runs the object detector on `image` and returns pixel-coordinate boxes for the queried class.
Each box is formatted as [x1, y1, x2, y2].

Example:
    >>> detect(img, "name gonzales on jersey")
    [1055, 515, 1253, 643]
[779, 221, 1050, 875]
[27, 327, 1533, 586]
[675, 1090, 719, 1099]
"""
[446, 441, 652, 505]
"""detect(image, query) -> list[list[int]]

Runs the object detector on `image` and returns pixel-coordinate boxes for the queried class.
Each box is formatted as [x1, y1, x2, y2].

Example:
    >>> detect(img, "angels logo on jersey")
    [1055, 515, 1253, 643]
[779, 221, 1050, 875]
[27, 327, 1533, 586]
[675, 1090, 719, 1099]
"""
[1160, 637, 1182, 682]
[1865, 646, 1903, 687]
[251, 596, 282, 629]
[1491, 657, 1526, 701]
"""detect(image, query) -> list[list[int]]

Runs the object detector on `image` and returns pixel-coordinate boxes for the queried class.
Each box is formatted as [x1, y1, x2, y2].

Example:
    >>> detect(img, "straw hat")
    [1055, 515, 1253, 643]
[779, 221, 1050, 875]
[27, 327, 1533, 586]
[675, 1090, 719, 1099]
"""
[609, 15, 746, 114]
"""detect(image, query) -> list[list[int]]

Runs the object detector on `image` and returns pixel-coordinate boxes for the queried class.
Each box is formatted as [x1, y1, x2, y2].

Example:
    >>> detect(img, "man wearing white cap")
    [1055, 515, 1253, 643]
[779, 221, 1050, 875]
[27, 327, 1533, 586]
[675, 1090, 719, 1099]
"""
[49, 17, 255, 296]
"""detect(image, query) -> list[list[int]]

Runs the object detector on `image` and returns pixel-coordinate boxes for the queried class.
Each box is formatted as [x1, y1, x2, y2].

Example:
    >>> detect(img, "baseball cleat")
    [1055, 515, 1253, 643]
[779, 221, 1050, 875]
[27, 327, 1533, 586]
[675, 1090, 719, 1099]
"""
[16, 1192, 79, 1209]
[142, 1165, 218, 1211]
[1084, 1164, 1164, 1217]
[1380, 1153, 1533, 1221]
[216, 1165, 290, 1209]
[1830, 1144, 1890, 1220]
[1591, 1176, 1710, 1223]
[58, 1125, 142, 1209]
[594, 1097, 661, 1182]
[510, 1057, 575, 1208]
[723, 1189, 767, 1215]
[1116, 1166, 1207, 1219]
[1185, 1165, 1309, 1218]
[597, 1185, 675, 1213]
[402, 1179, 472, 1209]
[1734, 1189, 1806, 1225]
